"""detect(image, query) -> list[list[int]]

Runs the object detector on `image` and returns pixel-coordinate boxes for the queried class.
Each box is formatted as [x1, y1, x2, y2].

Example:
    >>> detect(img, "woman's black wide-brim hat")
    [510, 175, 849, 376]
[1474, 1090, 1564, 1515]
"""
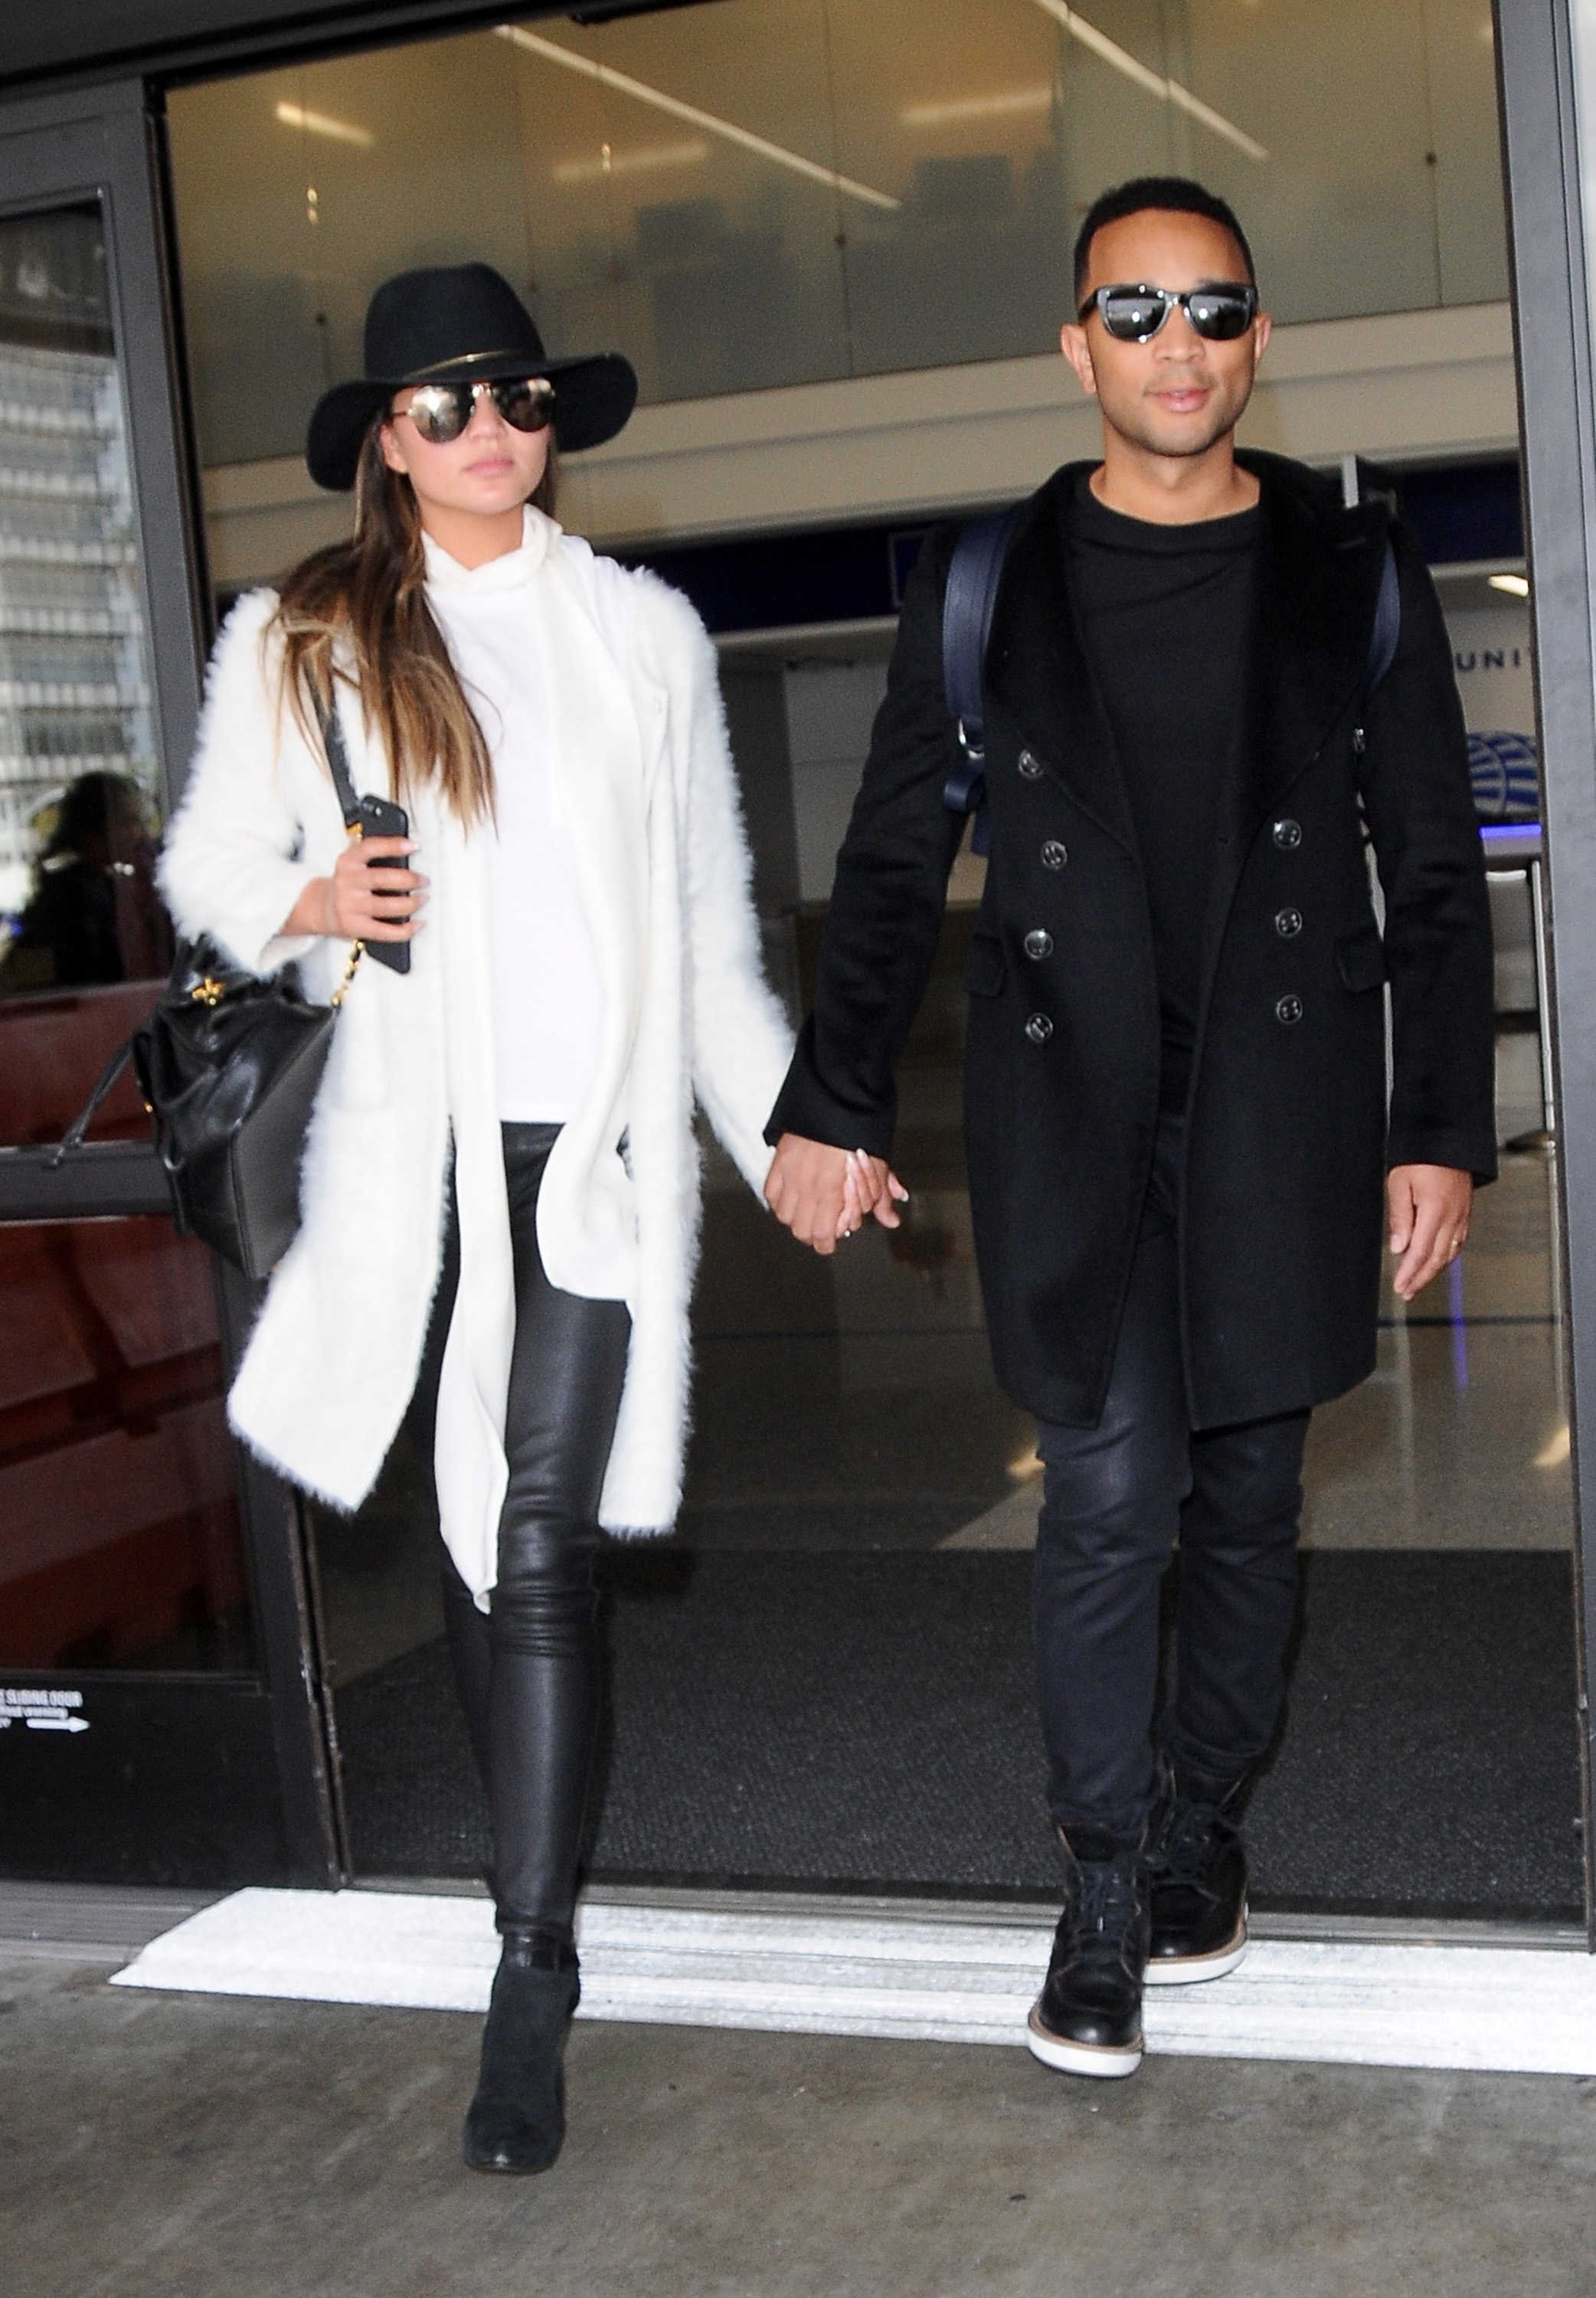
[306, 263, 638, 492]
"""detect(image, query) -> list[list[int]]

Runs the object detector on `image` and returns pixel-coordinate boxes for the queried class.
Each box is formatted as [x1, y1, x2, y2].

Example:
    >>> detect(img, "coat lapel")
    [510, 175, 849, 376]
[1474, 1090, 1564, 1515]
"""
[985, 468, 1137, 851]
[533, 549, 651, 1056]
[1193, 456, 1390, 1050]
[1228, 453, 1388, 848]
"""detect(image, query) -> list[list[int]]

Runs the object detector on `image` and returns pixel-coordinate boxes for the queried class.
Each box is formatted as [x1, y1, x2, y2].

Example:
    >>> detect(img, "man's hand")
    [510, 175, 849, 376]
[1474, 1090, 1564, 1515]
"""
[1387, 1164, 1473, 1301]
[764, 1133, 908, 1256]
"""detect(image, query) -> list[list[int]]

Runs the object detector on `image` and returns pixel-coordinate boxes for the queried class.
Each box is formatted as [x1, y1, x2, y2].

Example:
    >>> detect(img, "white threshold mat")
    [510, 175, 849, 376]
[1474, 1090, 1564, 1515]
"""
[110, 1887, 1596, 2077]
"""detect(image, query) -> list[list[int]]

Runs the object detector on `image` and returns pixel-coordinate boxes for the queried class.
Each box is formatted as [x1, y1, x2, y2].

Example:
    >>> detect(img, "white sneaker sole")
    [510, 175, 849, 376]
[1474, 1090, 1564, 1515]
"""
[1025, 2002, 1143, 2078]
[1143, 1916, 1248, 1988]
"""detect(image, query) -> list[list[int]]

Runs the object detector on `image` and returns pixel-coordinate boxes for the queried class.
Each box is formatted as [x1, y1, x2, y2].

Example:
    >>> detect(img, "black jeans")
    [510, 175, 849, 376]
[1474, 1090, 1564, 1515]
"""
[412, 1123, 630, 1943]
[1033, 1118, 1309, 1843]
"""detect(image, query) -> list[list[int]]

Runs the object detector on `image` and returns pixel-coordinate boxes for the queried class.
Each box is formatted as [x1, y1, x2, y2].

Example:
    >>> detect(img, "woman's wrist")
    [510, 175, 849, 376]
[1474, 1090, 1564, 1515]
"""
[280, 875, 335, 939]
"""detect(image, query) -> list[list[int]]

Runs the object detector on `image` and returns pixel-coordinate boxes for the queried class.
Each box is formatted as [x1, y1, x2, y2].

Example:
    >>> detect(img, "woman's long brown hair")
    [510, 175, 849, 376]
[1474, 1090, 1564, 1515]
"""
[268, 420, 558, 827]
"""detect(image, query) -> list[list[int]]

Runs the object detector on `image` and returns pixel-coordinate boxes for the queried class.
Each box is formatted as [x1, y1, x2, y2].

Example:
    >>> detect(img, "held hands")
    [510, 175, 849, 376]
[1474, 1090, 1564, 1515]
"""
[764, 1132, 910, 1255]
[1387, 1164, 1473, 1301]
[768, 1141, 1472, 1282]
[280, 834, 428, 945]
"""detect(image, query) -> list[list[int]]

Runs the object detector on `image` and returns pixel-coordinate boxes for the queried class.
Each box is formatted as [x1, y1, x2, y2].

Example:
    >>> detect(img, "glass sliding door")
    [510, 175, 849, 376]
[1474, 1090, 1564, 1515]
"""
[155, 0, 1588, 1933]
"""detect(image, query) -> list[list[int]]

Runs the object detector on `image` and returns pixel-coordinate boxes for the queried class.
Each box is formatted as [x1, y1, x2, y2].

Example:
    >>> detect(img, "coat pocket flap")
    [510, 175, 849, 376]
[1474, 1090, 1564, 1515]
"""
[963, 933, 1006, 997]
[1335, 920, 1388, 993]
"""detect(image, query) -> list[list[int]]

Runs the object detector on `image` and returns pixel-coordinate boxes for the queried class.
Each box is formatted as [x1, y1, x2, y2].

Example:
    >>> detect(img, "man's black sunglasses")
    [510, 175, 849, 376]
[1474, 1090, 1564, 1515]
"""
[1077, 283, 1259, 343]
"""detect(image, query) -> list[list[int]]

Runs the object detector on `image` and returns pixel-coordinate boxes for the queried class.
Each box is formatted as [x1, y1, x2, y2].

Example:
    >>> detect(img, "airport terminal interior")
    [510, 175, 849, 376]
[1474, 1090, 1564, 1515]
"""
[0, 0, 1583, 1926]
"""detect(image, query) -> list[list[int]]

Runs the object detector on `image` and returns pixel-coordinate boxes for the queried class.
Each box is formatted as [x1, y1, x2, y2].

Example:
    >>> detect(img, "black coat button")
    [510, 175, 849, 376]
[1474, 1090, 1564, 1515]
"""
[1025, 1012, 1054, 1044]
[1041, 840, 1068, 870]
[1272, 818, 1303, 850]
[1018, 748, 1044, 781]
[1023, 929, 1053, 961]
[1275, 994, 1303, 1026]
[1275, 907, 1303, 938]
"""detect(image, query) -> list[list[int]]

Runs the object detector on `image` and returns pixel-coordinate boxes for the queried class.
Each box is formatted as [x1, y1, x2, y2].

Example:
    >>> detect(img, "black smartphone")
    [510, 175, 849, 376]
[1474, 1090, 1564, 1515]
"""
[353, 793, 412, 975]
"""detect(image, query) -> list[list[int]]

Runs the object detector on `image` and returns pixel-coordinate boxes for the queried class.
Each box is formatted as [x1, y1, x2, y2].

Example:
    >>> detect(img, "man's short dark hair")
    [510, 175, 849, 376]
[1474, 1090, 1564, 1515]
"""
[1072, 177, 1256, 303]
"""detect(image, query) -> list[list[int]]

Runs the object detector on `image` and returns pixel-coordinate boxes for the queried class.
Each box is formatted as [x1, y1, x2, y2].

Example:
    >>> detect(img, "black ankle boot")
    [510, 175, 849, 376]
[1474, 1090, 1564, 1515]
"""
[1026, 1825, 1150, 2079]
[463, 1930, 581, 2174]
[1144, 1754, 1250, 1985]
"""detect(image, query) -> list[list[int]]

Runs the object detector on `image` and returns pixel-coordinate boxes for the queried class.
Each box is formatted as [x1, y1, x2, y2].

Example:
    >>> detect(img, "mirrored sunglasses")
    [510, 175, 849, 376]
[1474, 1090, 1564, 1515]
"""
[397, 376, 556, 445]
[1078, 283, 1258, 343]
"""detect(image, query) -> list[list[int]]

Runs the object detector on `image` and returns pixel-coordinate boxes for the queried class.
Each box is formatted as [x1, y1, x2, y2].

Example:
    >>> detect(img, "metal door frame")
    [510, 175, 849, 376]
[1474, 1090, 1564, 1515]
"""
[0, 80, 340, 1886]
[1493, 0, 1596, 1940]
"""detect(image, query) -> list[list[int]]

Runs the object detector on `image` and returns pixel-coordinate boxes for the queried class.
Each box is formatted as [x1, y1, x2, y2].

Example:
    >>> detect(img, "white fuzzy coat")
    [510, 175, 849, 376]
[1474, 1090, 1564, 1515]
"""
[159, 516, 793, 1599]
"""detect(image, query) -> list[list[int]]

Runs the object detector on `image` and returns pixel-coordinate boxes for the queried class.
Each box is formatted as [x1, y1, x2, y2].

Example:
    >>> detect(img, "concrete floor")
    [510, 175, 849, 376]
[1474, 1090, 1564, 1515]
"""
[8, 1947, 1596, 2298]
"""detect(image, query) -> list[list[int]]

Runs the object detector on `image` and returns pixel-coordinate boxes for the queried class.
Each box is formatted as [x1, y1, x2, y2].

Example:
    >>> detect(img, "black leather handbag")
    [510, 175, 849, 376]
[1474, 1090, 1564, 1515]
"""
[54, 697, 388, 1282]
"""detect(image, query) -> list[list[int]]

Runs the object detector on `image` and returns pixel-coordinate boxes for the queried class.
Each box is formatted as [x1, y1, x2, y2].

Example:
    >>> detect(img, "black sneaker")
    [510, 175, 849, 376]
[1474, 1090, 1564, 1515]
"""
[1026, 1829, 1149, 2079]
[1144, 1760, 1249, 1986]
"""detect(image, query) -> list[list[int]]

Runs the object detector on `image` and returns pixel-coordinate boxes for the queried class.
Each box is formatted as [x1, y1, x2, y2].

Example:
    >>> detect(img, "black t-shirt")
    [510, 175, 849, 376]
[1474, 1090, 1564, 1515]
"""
[1065, 473, 1260, 1113]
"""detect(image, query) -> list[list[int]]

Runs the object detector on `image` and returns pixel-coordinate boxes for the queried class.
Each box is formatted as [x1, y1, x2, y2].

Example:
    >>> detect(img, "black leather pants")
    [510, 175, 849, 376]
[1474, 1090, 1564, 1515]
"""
[412, 1124, 630, 1943]
[1032, 1118, 1309, 1843]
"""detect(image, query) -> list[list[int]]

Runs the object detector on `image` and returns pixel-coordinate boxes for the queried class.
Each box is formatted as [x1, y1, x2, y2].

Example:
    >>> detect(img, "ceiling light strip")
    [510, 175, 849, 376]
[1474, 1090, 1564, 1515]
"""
[273, 101, 374, 149]
[1028, 0, 1267, 163]
[1163, 79, 1266, 158]
[551, 139, 710, 184]
[496, 24, 901, 211]
[901, 87, 1054, 128]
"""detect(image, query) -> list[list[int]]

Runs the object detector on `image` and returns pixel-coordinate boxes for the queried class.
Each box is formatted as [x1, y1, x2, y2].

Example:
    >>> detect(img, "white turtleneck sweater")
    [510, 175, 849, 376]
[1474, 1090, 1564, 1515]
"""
[423, 515, 605, 1124]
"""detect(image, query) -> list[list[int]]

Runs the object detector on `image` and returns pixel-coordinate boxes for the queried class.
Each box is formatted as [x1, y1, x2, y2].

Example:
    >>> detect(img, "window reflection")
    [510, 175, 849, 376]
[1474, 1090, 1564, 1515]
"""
[0, 1219, 253, 1671]
[166, 0, 1510, 470]
[0, 771, 168, 993]
[0, 201, 173, 1146]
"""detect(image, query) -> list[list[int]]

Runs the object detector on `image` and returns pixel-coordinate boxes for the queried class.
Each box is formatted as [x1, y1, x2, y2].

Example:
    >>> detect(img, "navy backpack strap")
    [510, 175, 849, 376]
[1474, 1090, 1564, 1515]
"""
[1352, 532, 1400, 764]
[941, 506, 1019, 855]
[1365, 533, 1400, 699]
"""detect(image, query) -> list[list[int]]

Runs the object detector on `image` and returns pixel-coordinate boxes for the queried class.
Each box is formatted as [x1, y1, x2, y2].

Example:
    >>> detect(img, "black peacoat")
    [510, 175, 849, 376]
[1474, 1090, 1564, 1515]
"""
[767, 450, 1498, 1430]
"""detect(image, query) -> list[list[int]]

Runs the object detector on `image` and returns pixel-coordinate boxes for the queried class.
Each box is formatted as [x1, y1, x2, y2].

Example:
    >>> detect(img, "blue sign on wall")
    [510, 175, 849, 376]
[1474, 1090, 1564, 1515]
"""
[1469, 728, 1540, 818]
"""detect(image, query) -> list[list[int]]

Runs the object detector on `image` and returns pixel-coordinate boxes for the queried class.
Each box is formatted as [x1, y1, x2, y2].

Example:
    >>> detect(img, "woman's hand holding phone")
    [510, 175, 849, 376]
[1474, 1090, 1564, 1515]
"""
[280, 833, 427, 945]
